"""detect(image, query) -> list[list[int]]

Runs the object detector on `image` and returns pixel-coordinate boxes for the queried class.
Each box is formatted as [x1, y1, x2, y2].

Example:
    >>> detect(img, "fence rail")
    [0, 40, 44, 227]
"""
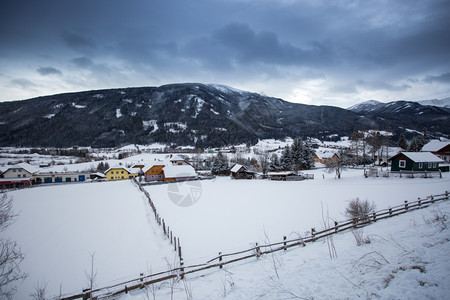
[60, 190, 449, 300]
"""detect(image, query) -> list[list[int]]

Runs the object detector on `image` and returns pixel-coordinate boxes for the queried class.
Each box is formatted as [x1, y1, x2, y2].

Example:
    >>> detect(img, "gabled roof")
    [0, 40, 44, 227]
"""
[230, 164, 246, 173]
[390, 152, 444, 163]
[105, 165, 138, 174]
[163, 165, 197, 178]
[142, 164, 166, 173]
[421, 140, 450, 152]
[169, 155, 185, 162]
[4, 163, 40, 174]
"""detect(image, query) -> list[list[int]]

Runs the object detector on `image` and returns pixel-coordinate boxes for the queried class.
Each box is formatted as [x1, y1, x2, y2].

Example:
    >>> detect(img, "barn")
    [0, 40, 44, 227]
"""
[230, 164, 254, 179]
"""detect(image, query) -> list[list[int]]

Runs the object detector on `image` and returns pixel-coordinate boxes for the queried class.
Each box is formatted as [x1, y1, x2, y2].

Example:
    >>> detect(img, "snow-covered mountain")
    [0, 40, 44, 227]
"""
[418, 97, 450, 108]
[0, 84, 448, 147]
[347, 100, 385, 113]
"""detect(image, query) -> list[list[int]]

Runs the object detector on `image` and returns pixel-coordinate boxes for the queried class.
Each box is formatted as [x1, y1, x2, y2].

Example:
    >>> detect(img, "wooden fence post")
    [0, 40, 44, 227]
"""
[180, 258, 185, 279]
[372, 212, 376, 222]
[174, 236, 177, 251]
[178, 238, 182, 260]
[334, 221, 338, 233]
[283, 236, 287, 251]
[219, 252, 223, 269]
[352, 219, 357, 228]
[257, 243, 261, 258]
[311, 228, 315, 239]
[404, 201, 408, 210]
[418, 200, 422, 209]
[389, 208, 392, 216]
[446, 191, 449, 200]
[163, 219, 166, 235]
[170, 231, 173, 244]
[431, 195, 434, 203]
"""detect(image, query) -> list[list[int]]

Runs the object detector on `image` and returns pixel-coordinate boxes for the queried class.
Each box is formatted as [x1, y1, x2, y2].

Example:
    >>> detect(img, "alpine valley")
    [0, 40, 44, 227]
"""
[0, 83, 448, 148]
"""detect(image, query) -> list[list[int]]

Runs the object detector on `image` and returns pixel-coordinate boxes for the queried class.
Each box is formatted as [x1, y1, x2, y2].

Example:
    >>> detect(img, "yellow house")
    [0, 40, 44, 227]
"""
[105, 166, 139, 181]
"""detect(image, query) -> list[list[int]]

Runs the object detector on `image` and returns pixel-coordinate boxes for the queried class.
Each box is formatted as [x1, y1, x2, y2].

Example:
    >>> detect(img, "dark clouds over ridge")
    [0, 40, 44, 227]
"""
[0, 0, 449, 107]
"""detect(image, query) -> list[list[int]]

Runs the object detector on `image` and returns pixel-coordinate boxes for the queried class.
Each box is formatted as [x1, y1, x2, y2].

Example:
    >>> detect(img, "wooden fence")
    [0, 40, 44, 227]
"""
[60, 191, 449, 300]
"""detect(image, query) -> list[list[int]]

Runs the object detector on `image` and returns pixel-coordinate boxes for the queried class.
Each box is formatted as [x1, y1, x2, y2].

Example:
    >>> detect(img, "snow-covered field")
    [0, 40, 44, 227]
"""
[121, 199, 450, 299]
[144, 169, 450, 265]
[3, 181, 175, 299]
[2, 159, 450, 299]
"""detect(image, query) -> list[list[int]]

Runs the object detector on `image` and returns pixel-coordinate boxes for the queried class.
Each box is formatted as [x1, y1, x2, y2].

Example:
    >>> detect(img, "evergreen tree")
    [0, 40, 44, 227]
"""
[280, 146, 292, 171]
[397, 133, 408, 150]
[269, 153, 281, 171]
[408, 135, 428, 152]
[211, 152, 229, 175]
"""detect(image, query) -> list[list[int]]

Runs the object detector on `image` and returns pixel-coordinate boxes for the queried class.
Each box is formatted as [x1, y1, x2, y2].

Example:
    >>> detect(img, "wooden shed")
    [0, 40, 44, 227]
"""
[230, 164, 254, 179]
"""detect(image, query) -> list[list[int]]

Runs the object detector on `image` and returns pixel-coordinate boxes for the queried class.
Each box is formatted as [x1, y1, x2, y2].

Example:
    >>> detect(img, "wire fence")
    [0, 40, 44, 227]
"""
[60, 190, 449, 300]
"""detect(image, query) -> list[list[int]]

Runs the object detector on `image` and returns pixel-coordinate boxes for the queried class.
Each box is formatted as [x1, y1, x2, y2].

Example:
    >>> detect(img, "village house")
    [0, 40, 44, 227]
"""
[0, 163, 38, 189]
[162, 164, 197, 182]
[1, 163, 39, 179]
[143, 164, 165, 182]
[421, 140, 450, 163]
[230, 164, 255, 179]
[314, 152, 339, 165]
[105, 165, 140, 181]
[389, 152, 443, 172]
[168, 154, 190, 166]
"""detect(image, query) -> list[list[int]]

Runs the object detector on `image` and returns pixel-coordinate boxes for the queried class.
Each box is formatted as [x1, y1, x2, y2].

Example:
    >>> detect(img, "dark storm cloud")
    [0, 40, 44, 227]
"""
[37, 67, 62, 76]
[424, 73, 450, 84]
[184, 22, 334, 70]
[10, 78, 37, 89]
[1, 0, 450, 103]
[61, 31, 96, 54]
[70, 57, 94, 69]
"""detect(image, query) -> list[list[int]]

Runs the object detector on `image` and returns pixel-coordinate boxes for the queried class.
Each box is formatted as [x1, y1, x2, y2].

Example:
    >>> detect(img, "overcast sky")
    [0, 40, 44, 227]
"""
[1, 0, 449, 107]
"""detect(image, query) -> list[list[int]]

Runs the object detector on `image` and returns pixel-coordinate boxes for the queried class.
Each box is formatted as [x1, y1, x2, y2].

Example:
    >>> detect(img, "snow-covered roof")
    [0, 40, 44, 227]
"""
[421, 140, 450, 152]
[267, 171, 296, 176]
[4, 163, 40, 174]
[230, 164, 245, 173]
[142, 163, 165, 173]
[163, 165, 197, 178]
[169, 154, 185, 162]
[105, 165, 140, 174]
[392, 152, 444, 163]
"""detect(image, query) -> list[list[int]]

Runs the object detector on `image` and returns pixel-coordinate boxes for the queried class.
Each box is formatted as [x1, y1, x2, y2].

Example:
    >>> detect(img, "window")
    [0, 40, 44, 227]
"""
[433, 163, 437, 168]
[399, 160, 406, 168]
[121, 171, 124, 174]
[418, 163, 423, 169]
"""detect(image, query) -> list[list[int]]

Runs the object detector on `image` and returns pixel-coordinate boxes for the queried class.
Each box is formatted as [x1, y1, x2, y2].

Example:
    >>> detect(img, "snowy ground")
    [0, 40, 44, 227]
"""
[2, 167, 449, 299]
[144, 169, 450, 265]
[3, 181, 175, 299]
[121, 199, 450, 299]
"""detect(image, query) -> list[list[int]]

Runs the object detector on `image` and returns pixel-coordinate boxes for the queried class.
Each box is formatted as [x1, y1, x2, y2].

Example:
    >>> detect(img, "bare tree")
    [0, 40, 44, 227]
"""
[325, 151, 348, 179]
[85, 252, 97, 300]
[30, 280, 48, 300]
[257, 151, 271, 175]
[0, 193, 27, 299]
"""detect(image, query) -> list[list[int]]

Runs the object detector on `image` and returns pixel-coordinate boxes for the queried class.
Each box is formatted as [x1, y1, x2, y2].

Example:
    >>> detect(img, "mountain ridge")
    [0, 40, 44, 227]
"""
[0, 83, 448, 147]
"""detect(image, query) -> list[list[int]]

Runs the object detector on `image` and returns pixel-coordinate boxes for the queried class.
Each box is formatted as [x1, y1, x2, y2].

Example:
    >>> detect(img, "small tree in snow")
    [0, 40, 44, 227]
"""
[0, 193, 27, 299]
[345, 198, 376, 220]
[211, 152, 229, 175]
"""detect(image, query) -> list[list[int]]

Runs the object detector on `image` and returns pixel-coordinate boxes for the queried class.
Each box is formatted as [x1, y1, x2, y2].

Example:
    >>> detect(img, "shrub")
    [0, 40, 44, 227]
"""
[345, 198, 376, 220]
